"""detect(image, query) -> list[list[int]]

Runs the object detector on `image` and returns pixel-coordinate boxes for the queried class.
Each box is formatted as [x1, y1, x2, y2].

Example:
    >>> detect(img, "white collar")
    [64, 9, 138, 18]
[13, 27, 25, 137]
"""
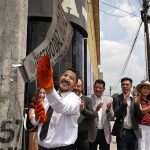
[94, 95, 103, 100]
[122, 93, 133, 98]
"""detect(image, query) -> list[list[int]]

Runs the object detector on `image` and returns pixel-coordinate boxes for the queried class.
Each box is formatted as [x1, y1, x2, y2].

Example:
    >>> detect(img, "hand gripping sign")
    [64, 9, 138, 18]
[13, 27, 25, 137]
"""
[18, 0, 73, 83]
[22, 0, 73, 129]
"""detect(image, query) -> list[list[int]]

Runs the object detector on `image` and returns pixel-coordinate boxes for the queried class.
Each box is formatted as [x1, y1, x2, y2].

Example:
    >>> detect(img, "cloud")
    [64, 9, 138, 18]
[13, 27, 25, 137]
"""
[100, 37, 146, 95]
[101, 40, 128, 69]
[100, 40, 129, 93]
[100, 1, 146, 95]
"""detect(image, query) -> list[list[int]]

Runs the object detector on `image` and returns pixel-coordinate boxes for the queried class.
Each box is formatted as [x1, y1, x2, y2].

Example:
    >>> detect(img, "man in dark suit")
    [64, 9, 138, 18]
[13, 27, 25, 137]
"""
[73, 79, 96, 150]
[112, 77, 142, 150]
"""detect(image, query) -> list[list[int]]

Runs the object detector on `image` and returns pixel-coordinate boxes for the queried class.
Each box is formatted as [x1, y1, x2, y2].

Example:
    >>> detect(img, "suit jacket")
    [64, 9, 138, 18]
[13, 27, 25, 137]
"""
[78, 95, 97, 133]
[88, 94, 114, 144]
[112, 94, 142, 138]
[78, 95, 97, 141]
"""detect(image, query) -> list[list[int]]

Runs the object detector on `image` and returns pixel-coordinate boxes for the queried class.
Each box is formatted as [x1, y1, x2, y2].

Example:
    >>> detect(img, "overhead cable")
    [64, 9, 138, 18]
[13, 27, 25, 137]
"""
[128, 0, 141, 11]
[136, 0, 142, 8]
[100, 1, 140, 17]
[112, 21, 142, 89]
[126, 0, 141, 25]
[100, 9, 129, 17]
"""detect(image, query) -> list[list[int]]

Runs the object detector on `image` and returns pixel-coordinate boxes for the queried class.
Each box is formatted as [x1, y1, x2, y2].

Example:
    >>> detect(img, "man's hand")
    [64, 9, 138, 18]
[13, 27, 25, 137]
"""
[123, 92, 130, 104]
[96, 102, 103, 111]
[80, 100, 84, 111]
[134, 93, 141, 104]
[106, 102, 112, 111]
[35, 99, 47, 124]
[37, 55, 54, 89]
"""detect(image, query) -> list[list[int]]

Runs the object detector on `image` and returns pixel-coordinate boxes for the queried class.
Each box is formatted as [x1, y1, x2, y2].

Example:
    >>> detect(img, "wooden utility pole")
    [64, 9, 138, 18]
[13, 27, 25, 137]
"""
[141, 0, 150, 80]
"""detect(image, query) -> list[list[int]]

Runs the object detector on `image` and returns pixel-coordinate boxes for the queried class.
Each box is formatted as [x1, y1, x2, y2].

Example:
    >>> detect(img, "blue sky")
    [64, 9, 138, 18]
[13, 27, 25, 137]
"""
[99, 0, 147, 95]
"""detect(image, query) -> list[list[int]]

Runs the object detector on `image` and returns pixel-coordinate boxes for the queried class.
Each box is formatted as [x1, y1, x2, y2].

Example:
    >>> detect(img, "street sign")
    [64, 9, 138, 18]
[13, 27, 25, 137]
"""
[20, 0, 73, 82]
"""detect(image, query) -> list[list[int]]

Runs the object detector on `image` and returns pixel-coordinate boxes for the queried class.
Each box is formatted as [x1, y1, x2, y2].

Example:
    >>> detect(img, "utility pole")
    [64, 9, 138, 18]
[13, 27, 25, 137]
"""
[0, 0, 28, 149]
[141, 0, 150, 80]
[110, 86, 112, 96]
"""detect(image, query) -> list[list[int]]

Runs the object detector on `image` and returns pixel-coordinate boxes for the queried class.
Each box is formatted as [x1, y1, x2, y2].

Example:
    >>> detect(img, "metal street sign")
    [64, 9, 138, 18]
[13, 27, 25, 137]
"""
[20, 0, 73, 82]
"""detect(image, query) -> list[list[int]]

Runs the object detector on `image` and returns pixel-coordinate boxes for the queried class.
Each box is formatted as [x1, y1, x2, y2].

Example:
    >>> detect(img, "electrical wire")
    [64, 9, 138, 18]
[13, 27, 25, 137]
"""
[126, 0, 141, 25]
[124, 0, 141, 25]
[100, 9, 129, 17]
[128, 0, 141, 12]
[112, 21, 143, 89]
[127, 0, 137, 13]
[100, 0, 140, 17]
[136, 0, 142, 8]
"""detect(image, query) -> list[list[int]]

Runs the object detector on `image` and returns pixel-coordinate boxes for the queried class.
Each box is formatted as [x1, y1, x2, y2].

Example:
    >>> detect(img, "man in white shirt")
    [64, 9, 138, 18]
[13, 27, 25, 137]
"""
[33, 55, 80, 150]
[112, 77, 141, 150]
[88, 79, 114, 150]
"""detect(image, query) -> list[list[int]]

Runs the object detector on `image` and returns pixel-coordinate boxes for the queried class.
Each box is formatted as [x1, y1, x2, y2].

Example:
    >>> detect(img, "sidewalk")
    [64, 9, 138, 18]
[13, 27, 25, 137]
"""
[110, 121, 117, 150]
[110, 135, 117, 150]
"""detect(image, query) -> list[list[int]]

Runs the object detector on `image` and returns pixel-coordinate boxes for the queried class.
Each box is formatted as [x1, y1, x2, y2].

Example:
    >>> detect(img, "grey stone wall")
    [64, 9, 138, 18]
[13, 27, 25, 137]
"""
[0, 0, 28, 149]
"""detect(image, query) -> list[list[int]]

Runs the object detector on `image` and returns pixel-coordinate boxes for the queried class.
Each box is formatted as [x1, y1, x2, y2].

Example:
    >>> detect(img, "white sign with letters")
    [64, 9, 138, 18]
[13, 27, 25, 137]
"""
[22, 0, 73, 82]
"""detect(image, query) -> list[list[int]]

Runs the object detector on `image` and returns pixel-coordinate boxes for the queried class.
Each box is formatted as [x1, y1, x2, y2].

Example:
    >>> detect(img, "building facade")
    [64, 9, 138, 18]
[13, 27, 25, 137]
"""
[26, 0, 100, 100]
[24, 0, 100, 148]
[0, 0, 100, 149]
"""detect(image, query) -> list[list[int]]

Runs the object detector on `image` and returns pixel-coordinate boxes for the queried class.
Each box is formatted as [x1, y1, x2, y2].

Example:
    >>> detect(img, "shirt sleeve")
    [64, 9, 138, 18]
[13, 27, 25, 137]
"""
[47, 89, 80, 115]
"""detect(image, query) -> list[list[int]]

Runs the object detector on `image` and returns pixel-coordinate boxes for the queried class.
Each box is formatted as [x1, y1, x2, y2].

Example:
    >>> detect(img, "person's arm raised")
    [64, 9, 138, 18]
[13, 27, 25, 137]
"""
[37, 55, 54, 90]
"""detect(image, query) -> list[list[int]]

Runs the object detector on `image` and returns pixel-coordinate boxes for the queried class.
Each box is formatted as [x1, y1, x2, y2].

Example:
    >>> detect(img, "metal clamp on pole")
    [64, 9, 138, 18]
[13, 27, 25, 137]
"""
[12, 63, 29, 83]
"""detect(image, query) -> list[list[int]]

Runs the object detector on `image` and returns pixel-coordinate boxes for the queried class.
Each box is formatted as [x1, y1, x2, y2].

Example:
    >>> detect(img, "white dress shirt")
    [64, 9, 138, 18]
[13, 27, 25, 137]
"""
[123, 93, 132, 129]
[95, 95, 104, 129]
[95, 95, 113, 130]
[38, 89, 80, 148]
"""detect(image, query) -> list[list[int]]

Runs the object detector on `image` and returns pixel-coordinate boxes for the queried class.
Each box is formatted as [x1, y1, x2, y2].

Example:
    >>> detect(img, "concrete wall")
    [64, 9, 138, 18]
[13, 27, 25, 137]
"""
[0, 0, 28, 149]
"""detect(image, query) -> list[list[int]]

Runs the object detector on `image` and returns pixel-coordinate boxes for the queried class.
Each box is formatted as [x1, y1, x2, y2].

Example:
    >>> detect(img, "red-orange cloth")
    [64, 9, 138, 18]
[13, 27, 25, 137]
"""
[37, 55, 54, 89]
[35, 99, 47, 124]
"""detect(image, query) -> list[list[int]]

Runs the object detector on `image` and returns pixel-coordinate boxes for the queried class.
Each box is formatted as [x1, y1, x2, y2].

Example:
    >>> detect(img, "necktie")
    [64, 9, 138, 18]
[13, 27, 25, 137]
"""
[40, 106, 53, 141]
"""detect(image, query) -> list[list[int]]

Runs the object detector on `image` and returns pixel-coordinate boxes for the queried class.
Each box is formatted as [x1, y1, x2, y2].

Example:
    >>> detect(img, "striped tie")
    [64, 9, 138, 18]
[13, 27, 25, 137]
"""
[40, 106, 53, 141]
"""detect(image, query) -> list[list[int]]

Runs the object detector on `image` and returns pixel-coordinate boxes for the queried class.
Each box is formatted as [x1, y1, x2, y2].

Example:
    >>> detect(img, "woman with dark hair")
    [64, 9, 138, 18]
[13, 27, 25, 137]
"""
[135, 81, 150, 150]
[28, 88, 47, 150]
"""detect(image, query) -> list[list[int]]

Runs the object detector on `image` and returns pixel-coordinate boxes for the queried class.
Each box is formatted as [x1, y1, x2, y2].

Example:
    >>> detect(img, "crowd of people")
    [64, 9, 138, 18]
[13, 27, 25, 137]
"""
[26, 55, 150, 150]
